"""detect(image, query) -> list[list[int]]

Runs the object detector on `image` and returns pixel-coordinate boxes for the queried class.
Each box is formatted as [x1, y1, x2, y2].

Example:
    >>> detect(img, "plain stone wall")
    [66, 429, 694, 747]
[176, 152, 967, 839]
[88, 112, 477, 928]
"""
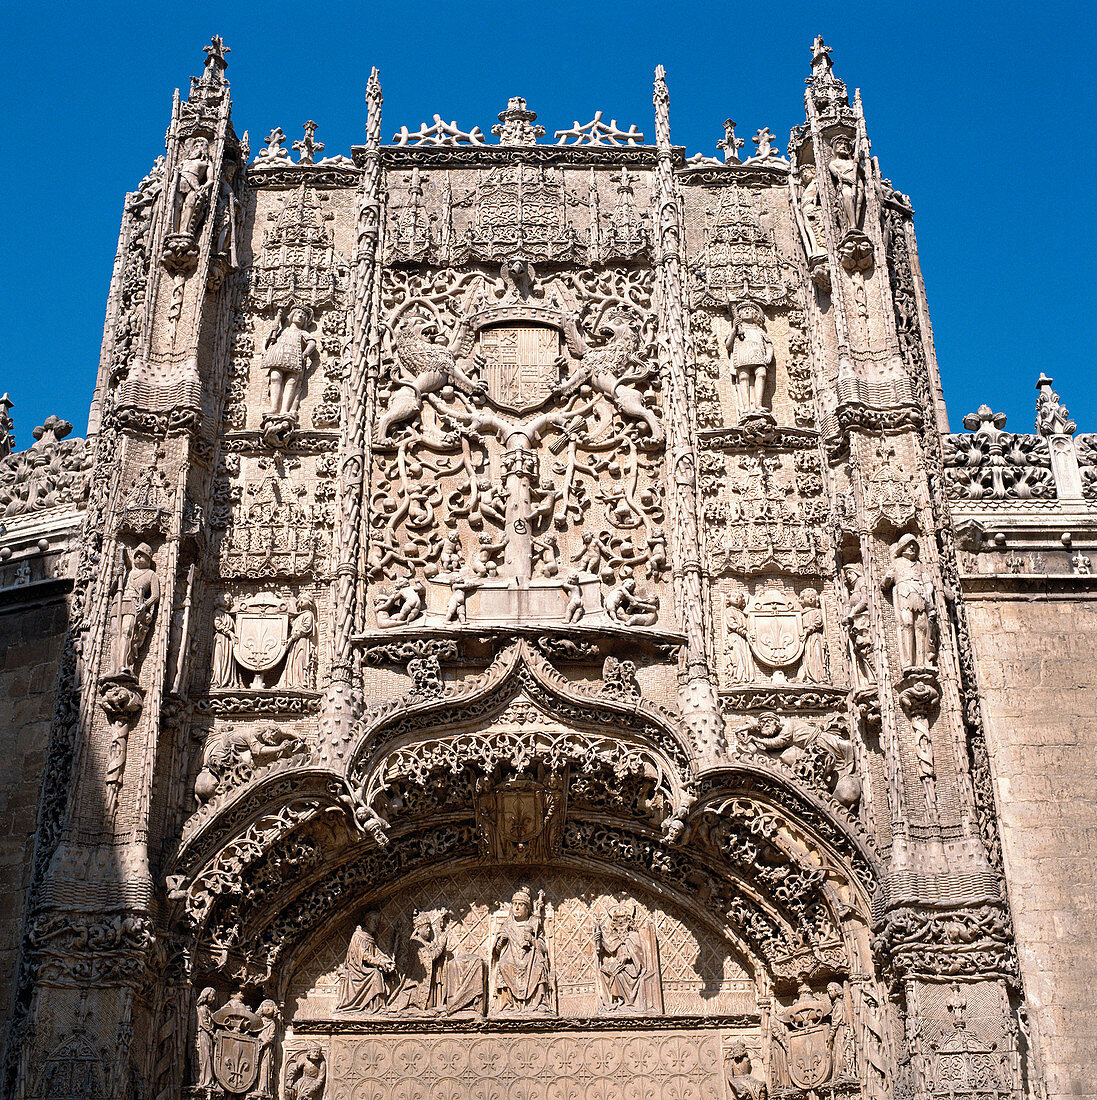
[967, 591, 1097, 1100]
[0, 596, 68, 1040]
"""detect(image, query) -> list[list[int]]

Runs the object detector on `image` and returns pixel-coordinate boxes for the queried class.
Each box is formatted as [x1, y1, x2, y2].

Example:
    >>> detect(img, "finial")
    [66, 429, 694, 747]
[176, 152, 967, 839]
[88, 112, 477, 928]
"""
[492, 97, 544, 145]
[718, 119, 744, 163]
[293, 121, 324, 165]
[810, 35, 832, 78]
[1035, 373, 1076, 437]
[203, 35, 230, 82]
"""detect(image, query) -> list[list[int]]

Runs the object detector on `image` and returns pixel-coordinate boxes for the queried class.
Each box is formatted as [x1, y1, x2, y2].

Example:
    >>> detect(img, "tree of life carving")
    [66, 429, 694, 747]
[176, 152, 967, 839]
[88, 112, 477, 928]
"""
[368, 266, 670, 630]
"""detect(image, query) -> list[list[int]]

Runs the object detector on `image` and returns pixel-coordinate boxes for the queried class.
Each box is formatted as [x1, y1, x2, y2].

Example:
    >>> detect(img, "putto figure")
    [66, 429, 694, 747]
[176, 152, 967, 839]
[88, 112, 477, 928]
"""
[882, 534, 936, 669]
[491, 886, 554, 1014]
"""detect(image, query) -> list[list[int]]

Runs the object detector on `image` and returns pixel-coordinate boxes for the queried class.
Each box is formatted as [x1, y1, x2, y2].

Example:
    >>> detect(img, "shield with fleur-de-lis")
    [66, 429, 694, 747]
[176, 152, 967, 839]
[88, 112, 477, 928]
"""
[233, 592, 291, 672]
[746, 588, 805, 669]
[213, 1029, 261, 1094]
[786, 1023, 833, 1091]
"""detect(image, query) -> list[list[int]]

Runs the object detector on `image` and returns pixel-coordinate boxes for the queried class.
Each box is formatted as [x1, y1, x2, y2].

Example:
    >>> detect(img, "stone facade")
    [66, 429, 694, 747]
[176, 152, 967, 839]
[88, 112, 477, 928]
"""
[0, 33, 1092, 1100]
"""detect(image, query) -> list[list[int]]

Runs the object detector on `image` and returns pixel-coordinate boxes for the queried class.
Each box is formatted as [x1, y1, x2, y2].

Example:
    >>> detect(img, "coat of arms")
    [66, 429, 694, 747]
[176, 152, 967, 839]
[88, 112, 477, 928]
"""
[211, 995, 263, 1094]
[745, 588, 805, 669]
[233, 592, 292, 676]
[785, 1022, 833, 1091]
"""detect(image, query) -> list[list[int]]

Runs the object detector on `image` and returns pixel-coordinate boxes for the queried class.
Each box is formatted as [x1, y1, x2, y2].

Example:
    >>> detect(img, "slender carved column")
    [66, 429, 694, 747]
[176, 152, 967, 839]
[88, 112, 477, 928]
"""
[321, 69, 382, 762]
[652, 67, 723, 764]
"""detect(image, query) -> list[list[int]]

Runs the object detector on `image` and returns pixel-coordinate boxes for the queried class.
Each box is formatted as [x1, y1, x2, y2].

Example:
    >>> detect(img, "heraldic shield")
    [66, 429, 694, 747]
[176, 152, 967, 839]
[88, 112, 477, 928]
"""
[211, 996, 263, 1094]
[213, 1029, 261, 1094]
[232, 592, 291, 673]
[785, 1023, 833, 1092]
[746, 588, 805, 669]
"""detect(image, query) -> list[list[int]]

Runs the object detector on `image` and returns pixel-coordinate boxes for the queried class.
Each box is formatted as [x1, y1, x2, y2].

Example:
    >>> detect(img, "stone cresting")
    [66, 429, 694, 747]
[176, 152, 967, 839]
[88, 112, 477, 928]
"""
[2, 32, 1094, 1100]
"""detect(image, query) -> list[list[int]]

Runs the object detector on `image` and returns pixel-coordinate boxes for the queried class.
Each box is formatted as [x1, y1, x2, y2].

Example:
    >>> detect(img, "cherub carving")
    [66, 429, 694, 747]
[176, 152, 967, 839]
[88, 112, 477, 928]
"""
[557, 311, 663, 444]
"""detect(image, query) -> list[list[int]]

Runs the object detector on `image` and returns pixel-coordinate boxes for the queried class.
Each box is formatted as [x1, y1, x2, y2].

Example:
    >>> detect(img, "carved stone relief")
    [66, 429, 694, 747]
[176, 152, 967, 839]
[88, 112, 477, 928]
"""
[288, 869, 754, 1021]
[367, 265, 668, 630]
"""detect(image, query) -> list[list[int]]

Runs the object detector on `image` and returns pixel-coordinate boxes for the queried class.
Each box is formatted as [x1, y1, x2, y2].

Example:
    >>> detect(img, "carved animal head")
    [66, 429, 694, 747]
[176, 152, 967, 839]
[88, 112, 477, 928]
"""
[597, 311, 637, 345]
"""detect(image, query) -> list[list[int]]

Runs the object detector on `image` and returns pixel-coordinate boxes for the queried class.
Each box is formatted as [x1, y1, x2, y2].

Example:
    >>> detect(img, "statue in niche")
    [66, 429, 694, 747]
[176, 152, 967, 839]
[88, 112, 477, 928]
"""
[283, 596, 317, 688]
[743, 713, 860, 809]
[261, 305, 317, 423]
[593, 903, 663, 1014]
[170, 136, 213, 239]
[387, 909, 486, 1016]
[379, 315, 488, 440]
[826, 982, 858, 1082]
[794, 164, 825, 258]
[194, 987, 217, 1091]
[491, 886, 554, 1015]
[799, 588, 828, 683]
[336, 910, 395, 1012]
[213, 158, 242, 267]
[605, 577, 659, 626]
[556, 310, 664, 444]
[840, 564, 875, 687]
[255, 1000, 282, 1100]
[725, 301, 774, 419]
[725, 1041, 767, 1100]
[881, 534, 936, 669]
[109, 542, 160, 679]
[211, 593, 238, 689]
[828, 136, 865, 235]
[285, 1044, 326, 1100]
[724, 591, 754, 683]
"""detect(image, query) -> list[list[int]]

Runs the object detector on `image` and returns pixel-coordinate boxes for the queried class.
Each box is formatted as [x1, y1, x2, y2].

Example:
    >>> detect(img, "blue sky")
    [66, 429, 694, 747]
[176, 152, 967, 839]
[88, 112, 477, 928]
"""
[3, 0, 1094, 444]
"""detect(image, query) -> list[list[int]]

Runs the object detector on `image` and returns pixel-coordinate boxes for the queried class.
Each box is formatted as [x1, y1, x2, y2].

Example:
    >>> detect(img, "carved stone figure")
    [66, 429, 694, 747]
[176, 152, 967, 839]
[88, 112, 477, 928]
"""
[283, 596, 317, 688]
[563, 572, 585, 623]
[725, 1041, 767, 1100]
[593, 904, 662, 1014]
[336, 911, 395, 1012]
[491, 886, 554, 1014]
[744, 713, 860, 809]
[255, 1000, 282, 1099]
[285, 1044, 326, 1100]
[386, 910, 451, 1013]
[882, 534, 936, 669]
[826, 982, 857, 1082]
[557, 311, 664, 444]
[794, 164, 825, 258]
[210, 593, 238, 688]
[109, 542, 160, 679]
[799, 587, 828, 683]
[840, 564, 875, 686]
[261, 305, 317, 420]
[828, 136, 865, 234]
[379, 315, 488, 439]
[725, 301, 774, 418]
[724, 591, 754, 683]
[605, 577, 659, 626]
[374, 580, 425, 628]
[194, 724, 306, 803]
[194, 987, 217, 1091]
[170, 136, 213, 240]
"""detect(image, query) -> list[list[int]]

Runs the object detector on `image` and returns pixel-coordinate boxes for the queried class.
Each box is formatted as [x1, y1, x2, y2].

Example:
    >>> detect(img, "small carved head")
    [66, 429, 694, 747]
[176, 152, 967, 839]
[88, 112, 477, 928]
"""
[511, 886, 533, 918]
[132, 542, 154, 567]
[360, 909, 382, 934]
[896, 533, 920, 560]
[842, 564, 862, 587]
[197, 986, 217, 1007]
[306, 1042, 324, 1063]
[800, 587, 819, 607]
[798, 163, 816, 184]
[608, 902, 634, 930]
